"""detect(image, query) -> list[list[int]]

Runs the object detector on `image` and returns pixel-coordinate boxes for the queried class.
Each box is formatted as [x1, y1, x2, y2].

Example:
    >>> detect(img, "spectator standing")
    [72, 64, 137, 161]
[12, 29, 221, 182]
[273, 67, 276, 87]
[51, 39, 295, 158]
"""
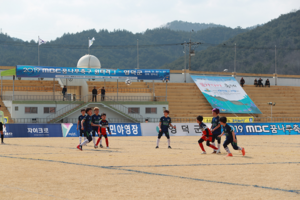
[62, 86, 67, 101]
[240, 77, 245, 87]
[92, 86, 98, 102]
[101, 87, 106, 101]
[254, 79, 258, 87]
[265, 79, 270, 87]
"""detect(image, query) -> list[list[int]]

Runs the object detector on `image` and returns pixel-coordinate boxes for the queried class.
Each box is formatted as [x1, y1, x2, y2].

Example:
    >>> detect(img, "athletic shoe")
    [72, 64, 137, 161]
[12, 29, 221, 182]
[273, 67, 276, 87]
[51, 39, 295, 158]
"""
[155, 146, 159, 149]
[107, 147, 109, 149]
[226, 153, 233, 157]
[168, 146, 172, 149]
[241, 148, 246, 156]
[77, 145, 82, 151]
[216, 149, 221, 154]
[211, 150, 216, 154]
[94, 145, 98, 149]
[1, 142, 5, 145]
[100, 144, 103, 148]
[201, 151, 206, 154]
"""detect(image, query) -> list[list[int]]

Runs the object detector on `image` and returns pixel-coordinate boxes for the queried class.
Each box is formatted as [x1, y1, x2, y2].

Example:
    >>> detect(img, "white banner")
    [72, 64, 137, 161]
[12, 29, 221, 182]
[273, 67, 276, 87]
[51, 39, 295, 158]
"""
[141, 123, 212, 136]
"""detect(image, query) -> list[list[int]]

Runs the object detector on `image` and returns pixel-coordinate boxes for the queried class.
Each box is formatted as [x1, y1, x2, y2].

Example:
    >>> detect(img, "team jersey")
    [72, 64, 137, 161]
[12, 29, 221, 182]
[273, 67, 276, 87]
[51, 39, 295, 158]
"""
[160, 116, 171, 132]
[78, 115, 85, 129]
[99, 119, 110, 132]
[199, 122, 212, 137]
[91, 114, 102, 130]
[211, 116, 221, 135]
[0, 111, 5, 124]
[223, 124, 235, 139]
[83, 115, 93, 132]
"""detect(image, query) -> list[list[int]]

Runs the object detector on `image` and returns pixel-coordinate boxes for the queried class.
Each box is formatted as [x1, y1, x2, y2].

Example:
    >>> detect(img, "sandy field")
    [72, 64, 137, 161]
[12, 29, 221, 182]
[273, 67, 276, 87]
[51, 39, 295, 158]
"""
[0, 135, 299, 200]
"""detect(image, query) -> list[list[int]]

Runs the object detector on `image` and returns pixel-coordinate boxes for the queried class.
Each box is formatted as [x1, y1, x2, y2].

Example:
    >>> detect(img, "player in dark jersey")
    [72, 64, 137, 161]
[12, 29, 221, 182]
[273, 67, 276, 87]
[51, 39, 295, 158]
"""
[156, 110, 176, 149]
[218, 116, 245, 157]
[91, 107, 102, 148]
[77, 109, 86, 145]
[211, 108, 221, 154]
[197, 115, 218, 154]
[96, 113, 111, 148]
[77, 108, 93, 151]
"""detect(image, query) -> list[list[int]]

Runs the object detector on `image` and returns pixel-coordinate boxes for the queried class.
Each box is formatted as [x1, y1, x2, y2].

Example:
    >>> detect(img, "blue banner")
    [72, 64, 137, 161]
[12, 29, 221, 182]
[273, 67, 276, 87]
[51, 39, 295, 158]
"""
[16, 65, 170, 80]
[3, 124, 63, 138]
[191, 75, 261, 114]
[228, 123, 300, 135]
[62, 123, 142, 137]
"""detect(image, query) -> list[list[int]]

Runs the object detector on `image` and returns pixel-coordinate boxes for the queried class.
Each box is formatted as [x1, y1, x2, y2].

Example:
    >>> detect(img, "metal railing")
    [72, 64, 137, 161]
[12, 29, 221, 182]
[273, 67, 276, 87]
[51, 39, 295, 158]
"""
[1, 94, 166, 102]
[2, 85, 61, 92]
[89, 87, 153, 93]
[1, 95, 86, 102]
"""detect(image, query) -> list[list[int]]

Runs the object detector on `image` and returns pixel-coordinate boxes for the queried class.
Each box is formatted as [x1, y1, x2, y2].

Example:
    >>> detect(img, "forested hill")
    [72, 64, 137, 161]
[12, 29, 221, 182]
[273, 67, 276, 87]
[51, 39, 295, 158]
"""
[0, 26, 248, 69]
[161, 21, 225, 31]
[162, 10, 300, 75]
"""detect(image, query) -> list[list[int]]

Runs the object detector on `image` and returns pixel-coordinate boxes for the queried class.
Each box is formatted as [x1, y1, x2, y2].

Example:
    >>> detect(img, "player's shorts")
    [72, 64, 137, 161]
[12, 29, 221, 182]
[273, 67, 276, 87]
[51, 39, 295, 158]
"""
[211, 133, 221, 143]
[92, 129, 98, 137]
[223, 137, 239, 150]
[79, 129, 84, 137]
[0, 122, 3, 131]
[84, 131, 93, 142]
[200, 135, 212, 142]
[158, 131, 170, 139]
[99, 128, 107, 136]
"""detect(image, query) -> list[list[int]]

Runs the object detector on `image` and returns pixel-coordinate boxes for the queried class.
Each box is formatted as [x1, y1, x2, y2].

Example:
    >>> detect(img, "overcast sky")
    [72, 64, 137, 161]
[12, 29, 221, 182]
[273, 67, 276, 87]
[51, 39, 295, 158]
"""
[0, 0, 299, 41]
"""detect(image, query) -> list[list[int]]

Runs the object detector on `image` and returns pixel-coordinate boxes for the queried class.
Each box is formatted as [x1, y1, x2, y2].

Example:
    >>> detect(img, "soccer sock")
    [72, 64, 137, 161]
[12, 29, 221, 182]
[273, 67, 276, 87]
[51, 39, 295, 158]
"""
[105, 138, 109, 147]
[156, 138, 160, 147]
[209, 144, 218, 150]
[238, 146, 242, 150]
[167, 139, 170, 146]
[225, 147, 231, 154]
[212, 142, 215, 147]
[199, 143, 205, 152]
[1, 134, 3, 143]
[92, 137, 96, 145]
[79, 136, 82, 144]
[217, 143, 221, 149]
[99, 136, 103, 145]
[81, 139, 89, 146]
[96, 137, 101, 146]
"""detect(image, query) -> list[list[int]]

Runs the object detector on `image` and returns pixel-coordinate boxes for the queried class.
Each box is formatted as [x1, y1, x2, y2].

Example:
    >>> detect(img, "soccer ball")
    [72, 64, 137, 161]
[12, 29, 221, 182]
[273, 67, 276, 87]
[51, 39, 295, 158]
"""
[125, 79, 132, 86]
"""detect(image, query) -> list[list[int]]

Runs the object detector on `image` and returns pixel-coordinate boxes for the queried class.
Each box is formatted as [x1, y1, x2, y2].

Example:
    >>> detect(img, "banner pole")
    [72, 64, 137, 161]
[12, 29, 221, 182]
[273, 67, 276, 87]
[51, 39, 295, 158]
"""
[13, 75, 15, 101]
[1, 76, 2, 98]
[165, 80, 167, 102]
[117, 79, 119, 101]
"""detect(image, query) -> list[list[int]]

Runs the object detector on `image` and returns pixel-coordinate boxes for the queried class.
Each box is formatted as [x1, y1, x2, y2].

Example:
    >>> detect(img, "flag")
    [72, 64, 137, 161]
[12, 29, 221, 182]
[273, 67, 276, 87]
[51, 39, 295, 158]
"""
[89, 37, 95, 47]
[38, 37, 47, 45]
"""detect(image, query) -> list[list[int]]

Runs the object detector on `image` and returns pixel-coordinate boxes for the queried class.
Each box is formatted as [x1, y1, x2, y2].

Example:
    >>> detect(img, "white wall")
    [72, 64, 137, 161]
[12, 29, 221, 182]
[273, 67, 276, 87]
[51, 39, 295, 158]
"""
[11, 103, 80, 118]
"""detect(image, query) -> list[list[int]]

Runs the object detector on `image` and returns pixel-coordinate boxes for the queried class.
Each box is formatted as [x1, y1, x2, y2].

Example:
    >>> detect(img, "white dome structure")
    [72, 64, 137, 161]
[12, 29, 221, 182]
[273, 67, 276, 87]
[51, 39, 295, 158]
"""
[77, 55, 101, 68]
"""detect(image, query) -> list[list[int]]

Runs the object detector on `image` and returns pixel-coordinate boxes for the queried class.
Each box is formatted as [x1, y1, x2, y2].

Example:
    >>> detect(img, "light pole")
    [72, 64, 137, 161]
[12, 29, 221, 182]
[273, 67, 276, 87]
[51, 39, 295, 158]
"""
[268, 102, 276, 122]
[274, 45, 277, 85]
[184, 41, 187, 83]
[234, 43, 236, 77]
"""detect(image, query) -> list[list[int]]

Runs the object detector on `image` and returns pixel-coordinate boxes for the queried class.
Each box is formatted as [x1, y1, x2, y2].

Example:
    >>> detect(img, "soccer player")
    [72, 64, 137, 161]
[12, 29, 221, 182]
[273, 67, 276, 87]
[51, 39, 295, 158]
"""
[96, 113, 111, 148]
[156, 110, 175, 149]
[91, 107, 102, 148]
[0, 105, 6, 144]
[218, 116, 245, 157]
[197, 115, 218, 154]
[77, 109, 86, 145]
[211, 108, 221, 154]
[77, 108, 93, 151]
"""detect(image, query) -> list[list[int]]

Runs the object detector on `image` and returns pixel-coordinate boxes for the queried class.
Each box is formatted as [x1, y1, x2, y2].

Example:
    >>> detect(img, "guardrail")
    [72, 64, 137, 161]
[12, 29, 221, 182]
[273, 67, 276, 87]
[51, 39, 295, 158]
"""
[89, 87, 153, 93]
[2, 85, 61, 92]
[1, 95, 166, 102]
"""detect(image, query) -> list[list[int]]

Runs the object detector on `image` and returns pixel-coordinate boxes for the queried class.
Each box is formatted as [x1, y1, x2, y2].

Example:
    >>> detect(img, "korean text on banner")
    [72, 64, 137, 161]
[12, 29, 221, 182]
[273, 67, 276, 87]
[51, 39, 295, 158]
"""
[62, 123, 142, 137]
[4, 124, 63, 138]
[16, 65, 170, 81]
[191, 75, 261, 114]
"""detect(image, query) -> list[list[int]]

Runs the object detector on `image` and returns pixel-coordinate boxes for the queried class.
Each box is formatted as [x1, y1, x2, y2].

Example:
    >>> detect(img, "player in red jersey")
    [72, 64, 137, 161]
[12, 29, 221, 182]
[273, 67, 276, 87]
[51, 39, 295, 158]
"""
[96, 113, 111, 148]
[197, 115, 218, 154]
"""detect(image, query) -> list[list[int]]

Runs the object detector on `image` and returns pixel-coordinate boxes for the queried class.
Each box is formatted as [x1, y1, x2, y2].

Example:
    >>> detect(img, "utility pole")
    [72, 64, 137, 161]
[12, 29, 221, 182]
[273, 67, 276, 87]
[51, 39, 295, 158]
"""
[188, 39, 192, 71]
[275, 45, 277, 85]
[137, 39, 139, 69]
[184, 41, 187, 83]
[234, 43, 236, 77]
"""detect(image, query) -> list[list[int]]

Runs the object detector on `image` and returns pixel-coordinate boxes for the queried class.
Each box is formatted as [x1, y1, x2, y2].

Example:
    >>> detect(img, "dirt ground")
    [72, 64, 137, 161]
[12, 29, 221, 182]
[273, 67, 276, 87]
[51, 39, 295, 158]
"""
[0, 136, 299, 200]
